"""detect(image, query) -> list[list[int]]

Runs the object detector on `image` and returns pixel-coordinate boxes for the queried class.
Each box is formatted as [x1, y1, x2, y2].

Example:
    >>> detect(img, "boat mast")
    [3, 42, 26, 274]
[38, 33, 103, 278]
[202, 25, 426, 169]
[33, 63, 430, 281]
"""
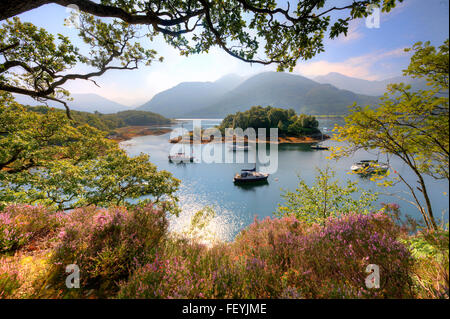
[181, 122, 185, 155]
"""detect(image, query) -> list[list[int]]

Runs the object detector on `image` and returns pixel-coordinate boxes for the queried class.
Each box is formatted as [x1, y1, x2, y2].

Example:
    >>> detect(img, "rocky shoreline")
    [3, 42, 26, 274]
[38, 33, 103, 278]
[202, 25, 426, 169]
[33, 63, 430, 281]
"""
[169, 133, 330, 144]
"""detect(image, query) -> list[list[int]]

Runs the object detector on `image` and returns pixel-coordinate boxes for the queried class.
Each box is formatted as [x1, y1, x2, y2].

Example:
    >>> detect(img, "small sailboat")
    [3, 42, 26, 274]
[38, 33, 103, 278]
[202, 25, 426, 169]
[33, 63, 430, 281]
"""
[168, 123, 194, 163]
[229, 144, 251, 151]
[168, 152, 194, 163]
[310, 143, 329, 150]
[350, 160, 389, 175]
[310, 127, 329, 150]
[233, 164, 269, 183]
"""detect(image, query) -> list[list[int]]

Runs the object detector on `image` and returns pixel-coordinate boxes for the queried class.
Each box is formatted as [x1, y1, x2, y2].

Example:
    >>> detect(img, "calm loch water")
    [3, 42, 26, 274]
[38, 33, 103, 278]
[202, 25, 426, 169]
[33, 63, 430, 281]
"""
[121, 118, 449, 241]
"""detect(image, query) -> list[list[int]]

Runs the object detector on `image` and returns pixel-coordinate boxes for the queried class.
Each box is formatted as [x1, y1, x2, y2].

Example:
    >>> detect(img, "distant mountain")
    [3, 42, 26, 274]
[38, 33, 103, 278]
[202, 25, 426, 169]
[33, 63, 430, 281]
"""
[139, 72, 380, 118]
[13, 93, 132, 114]
[314, 72, 428, 96]
[137, 74, 244, 117]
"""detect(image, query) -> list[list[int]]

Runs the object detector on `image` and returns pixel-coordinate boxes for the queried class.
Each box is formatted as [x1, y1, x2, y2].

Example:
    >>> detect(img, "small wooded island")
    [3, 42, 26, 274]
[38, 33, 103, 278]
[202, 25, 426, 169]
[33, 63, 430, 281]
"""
[170, 106, 329, 144]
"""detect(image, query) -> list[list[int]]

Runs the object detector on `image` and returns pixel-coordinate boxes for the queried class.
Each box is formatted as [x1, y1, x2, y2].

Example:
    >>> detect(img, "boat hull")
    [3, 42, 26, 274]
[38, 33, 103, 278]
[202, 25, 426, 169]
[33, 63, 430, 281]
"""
[233, 175, 269, 183]
[351, 162, 389, 175]
[168, 156, 194, 163]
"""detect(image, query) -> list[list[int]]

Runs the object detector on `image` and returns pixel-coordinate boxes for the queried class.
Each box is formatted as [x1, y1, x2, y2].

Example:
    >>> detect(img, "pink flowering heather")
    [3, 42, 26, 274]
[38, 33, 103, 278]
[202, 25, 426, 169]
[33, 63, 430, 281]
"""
[0, 204, 65, 253]
[117, 240, 246, 299]
[49, 204, 168, 296]
[231, 212, 414, 298]
[118, 212, 414, 299]
[0, 257, 21, 298]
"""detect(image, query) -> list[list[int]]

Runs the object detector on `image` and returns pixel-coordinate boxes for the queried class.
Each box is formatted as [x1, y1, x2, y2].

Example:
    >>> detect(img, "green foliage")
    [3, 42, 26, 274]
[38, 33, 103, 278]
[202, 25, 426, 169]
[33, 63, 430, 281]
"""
[404, 40, 449, 90]
[0, 17, 79, 99]
[0, 93, 180, 212]
[403, 228, 449, 260]
[218, 105, 320, 136]
[0, 15, 158, 109]
[158, 0, 403, 72]
[276, 166, 378, 225]
[401, 228, 449, 298]
[25, 105, 171, 134]
[331, 39, 449, 230]
[113, 110, 171, 126]
[1, 1, 403, 106]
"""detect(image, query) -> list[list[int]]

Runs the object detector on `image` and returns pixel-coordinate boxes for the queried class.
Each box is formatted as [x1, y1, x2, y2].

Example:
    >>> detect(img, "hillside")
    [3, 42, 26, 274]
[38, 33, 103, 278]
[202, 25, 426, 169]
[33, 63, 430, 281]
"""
[13, 93, 132, 114]
[314, 72, 428, 96]
[26, 106, 171, 133]
[138, 72, 379, 118]
[137, 74, 244, 117]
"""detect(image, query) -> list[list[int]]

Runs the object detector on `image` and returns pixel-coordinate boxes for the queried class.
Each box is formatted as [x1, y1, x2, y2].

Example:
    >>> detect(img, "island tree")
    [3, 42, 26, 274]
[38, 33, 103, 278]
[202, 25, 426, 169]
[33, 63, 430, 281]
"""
[218, 105, 320, 137]
[331, 40, 449, 231]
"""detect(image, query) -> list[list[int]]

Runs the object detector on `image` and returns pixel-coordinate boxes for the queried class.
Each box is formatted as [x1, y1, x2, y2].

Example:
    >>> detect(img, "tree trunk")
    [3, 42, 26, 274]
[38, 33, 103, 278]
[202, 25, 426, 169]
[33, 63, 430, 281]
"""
[416, 173, 438, 230]
[0, 0, 51, 21]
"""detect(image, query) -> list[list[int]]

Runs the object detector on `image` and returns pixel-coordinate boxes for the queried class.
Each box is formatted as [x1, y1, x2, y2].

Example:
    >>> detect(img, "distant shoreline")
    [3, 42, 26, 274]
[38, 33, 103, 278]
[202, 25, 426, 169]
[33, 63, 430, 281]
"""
[173, 115, 344, 121]
[110, 117, 334, 143]
[169, 134, 330, 144]
[109, 125, 172, 142]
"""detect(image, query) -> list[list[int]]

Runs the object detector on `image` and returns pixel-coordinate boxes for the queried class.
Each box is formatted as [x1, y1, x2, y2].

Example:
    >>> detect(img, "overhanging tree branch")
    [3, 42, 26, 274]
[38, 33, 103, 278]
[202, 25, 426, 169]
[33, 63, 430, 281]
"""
[0, 0, 402, 111]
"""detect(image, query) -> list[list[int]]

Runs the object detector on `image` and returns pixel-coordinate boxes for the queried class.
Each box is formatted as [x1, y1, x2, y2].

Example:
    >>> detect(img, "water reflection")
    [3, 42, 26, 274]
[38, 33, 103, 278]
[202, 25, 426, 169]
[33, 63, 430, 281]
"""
[121, 118, 449, 241]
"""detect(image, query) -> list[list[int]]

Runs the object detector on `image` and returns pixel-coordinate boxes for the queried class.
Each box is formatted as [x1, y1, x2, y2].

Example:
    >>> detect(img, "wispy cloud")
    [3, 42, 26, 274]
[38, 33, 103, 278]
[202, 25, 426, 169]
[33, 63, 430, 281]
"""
[295, 47, 409, 80]
[335, 20, 364, 44]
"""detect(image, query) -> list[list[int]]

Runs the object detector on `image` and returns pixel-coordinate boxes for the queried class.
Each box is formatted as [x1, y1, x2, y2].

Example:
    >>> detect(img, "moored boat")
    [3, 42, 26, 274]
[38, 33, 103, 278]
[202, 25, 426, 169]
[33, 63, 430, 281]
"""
[310, 143, 329, 150]
[350, 160, 389, 174]
[168, 122, 194, 163]
[229, 144, 251, 151]
[233, 165, 269, 183]
[168, 152, 194, 163]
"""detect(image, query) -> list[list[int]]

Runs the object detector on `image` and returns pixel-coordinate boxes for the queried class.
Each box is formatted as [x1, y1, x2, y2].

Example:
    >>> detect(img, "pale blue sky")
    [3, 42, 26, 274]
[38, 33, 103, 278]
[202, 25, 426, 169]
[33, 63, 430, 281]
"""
[14, 0, 450, 106]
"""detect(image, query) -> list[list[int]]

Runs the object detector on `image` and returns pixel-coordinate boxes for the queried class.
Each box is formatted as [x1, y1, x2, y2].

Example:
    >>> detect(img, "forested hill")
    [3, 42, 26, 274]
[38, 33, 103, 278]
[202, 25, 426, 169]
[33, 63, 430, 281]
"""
[26, 106, 171, 133]
[14, 93, 133, 114]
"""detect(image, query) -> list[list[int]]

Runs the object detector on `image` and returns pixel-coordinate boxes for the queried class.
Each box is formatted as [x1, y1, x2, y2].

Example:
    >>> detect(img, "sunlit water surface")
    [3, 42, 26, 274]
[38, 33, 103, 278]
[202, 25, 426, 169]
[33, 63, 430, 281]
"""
[120, 118, 449, 242]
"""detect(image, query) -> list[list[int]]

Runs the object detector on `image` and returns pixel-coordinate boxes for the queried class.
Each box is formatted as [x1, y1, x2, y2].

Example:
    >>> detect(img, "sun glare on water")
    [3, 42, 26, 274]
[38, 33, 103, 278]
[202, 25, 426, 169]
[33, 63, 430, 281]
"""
[168, 190, 242, 246]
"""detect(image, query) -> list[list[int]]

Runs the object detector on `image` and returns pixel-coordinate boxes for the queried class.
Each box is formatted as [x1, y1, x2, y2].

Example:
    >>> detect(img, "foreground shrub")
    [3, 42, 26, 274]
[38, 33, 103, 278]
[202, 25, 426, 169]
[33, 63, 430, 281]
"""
[0, 258, 20, 298]
[118, 239, 244, 299]
[49, 204, 168, 296]
[403, 228, 449, 298]
[276, 166, 378, 225]
[119, 212, 414, 299]
[0, 204, 65, 253]
[233, 212, 414, 298]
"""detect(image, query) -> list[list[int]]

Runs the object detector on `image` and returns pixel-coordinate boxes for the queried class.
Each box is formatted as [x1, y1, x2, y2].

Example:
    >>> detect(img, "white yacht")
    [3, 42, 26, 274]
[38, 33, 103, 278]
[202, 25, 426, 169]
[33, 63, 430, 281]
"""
[168, 152, 194, 163]
[168, 123, 194, 163]
[233, 167, 269, 183]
